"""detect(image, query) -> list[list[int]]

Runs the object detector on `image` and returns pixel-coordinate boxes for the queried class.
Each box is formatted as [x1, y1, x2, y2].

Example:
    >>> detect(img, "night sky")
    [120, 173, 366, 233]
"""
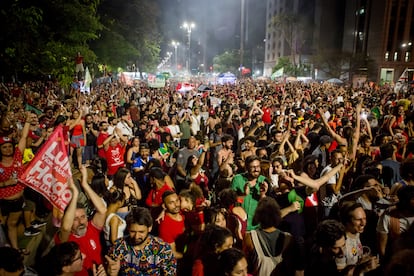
[158, 0, 266, 68]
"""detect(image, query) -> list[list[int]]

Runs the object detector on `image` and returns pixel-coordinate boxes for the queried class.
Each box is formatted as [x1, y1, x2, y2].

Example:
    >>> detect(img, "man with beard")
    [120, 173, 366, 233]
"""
[55, 166, 107, 276]
[217, 134, 235, 176]
[158, 190, 185, 259]
[83, 114, 98, 165]
[306, 220, 348, 275]
[176, 136, 200, 192]
[231, 155, 268, 231]
[96, 121, 110, 158]
[39, 106, 56, 129]
[306, 219, 378, 276]
[107, 207, 177, 276]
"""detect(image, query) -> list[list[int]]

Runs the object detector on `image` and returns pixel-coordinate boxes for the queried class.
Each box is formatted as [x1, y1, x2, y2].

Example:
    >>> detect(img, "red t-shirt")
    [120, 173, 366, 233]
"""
[262, 107, 272, 124]
[158, 213, 185, 244]
[55, 221, 103, 276]
[145, 183, 173, 207]
[105, 144, 126, 176]
[0, 148, 25, 199]
[75, 55, 84, 65]
[97, 132, 109, 158]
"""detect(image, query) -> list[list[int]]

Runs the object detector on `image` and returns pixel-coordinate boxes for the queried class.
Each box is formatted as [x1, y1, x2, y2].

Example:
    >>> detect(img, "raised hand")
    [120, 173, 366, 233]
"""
[93, 263, 107, 276]
[105, 255, 120, 276]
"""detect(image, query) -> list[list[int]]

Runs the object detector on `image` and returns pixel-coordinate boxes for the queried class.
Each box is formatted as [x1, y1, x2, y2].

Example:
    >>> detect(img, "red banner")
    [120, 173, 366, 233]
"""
[19, 126, 72, 212]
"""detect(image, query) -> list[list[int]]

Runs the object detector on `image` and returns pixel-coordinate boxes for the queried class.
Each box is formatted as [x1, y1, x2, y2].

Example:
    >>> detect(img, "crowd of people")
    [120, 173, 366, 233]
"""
[0, 77, 414, 275]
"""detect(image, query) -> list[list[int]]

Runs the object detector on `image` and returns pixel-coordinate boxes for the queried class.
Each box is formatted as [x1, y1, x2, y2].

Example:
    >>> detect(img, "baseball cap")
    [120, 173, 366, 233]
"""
[0, 137, 13, 145]
[149, 167, 166, 180]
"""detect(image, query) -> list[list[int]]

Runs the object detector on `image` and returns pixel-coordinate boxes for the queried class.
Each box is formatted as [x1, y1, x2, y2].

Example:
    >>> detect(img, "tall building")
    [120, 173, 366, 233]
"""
[264, 0, 414, 83]
[343, 0, 414, 83]
[263, 0, 344, 78]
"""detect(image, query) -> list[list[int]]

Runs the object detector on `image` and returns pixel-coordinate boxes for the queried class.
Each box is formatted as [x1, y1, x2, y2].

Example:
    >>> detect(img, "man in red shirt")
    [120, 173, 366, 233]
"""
[103, 129, 128, 178]
[55, 166, 107, 276]
[158, 190, 186, 259]
[75, 52, 84, 73]
[96, 121, 110, 158]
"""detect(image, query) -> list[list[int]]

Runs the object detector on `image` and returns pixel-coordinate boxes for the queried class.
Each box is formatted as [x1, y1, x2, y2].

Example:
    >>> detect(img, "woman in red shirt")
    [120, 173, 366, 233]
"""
[0, 112, 35, 253]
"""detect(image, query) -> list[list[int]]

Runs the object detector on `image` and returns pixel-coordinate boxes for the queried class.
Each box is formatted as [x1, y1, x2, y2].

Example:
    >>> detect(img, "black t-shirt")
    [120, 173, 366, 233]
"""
[306, 246, 344, 276]
[85, 123, 98, 146]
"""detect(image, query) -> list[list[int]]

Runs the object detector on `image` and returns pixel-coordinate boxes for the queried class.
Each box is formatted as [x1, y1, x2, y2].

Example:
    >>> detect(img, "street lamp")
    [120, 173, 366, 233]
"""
[402, 42, 412, 62]
[182, 22, 195, 73]
[171, 40, 180, 71]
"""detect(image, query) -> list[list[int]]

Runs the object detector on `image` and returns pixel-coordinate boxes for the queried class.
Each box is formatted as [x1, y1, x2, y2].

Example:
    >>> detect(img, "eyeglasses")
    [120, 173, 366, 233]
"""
[72, 252, 83, 263]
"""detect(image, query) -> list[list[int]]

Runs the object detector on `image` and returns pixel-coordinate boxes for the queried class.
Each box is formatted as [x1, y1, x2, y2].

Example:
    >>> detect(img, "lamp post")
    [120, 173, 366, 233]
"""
[182, 22, 195, 74]
[240, 0, 245, 73]
[402, 41, 412, 62]
[171, 41, 180, 71]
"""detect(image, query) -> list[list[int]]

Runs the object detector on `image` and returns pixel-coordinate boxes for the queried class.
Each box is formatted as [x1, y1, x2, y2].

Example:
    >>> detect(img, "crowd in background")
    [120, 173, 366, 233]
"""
[1, 77, 414, 275]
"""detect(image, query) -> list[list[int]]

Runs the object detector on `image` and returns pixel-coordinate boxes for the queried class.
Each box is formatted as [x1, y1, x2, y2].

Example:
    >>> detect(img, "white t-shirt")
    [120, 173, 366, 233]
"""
[168, 124, 181, 143]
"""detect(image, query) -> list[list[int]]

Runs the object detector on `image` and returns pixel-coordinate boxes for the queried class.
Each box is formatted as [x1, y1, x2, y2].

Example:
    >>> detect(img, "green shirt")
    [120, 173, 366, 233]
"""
[231, 173, 266, 231]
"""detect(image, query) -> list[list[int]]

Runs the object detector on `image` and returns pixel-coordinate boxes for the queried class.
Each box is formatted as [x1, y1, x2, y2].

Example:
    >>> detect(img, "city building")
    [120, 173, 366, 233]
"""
[264, 0, 414, 83]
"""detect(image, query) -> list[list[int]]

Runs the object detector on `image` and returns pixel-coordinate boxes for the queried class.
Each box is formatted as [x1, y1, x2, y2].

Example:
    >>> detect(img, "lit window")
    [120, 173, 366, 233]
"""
[394, 52, 398, 61]
[405, 52, 411, 62]
[385, 52, 389, 60]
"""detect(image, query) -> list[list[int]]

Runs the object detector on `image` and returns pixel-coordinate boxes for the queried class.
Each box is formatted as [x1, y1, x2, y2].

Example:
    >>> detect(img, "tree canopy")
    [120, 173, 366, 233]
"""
[213, 49, 252, 74]
[0, 0, 161, 84]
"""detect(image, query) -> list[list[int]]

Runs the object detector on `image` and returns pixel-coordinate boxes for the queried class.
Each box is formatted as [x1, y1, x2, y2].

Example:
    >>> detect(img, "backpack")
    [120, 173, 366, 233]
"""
[250, 229, 291, 276]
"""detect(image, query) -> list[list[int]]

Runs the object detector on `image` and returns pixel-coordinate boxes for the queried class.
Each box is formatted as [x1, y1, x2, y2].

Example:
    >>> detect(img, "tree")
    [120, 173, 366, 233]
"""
[271, 13, 309, 67]
[213, 50, 239, 73]
[96, 0, 161, 75]
[311, 50, 376, 80]
[213, 50, 252, 74]
[0, 0, 162, 84]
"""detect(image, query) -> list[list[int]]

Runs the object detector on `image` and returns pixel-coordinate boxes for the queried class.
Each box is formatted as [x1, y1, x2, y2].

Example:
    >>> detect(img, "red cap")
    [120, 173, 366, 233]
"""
[0, 137, 12, 145]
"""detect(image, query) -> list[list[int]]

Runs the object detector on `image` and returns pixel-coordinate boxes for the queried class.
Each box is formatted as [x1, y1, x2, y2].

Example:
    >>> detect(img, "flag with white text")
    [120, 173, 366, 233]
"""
[19, 126, 72, 212]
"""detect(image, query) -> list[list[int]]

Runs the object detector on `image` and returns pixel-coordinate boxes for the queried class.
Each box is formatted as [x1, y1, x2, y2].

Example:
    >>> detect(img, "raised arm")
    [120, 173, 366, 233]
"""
[350, 103, 362, 160]
[80, 165, 107, 228]
[67, 110, 83, 130]
[126, 147, 135, 165]
[103, 133, 115, 151]
[18, 112, 35, 153]
[318, 109, 346, 145]
[125, 174, 142, 200]
[58, 178, 79, 242]
[289, 163, 343, 190]
[332, 164, 347, 194]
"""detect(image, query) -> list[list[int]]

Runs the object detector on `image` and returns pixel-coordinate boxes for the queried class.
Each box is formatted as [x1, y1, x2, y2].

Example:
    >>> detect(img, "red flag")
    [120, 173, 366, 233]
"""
[241, 67, 251, 75]
[19, 126, 72, 213]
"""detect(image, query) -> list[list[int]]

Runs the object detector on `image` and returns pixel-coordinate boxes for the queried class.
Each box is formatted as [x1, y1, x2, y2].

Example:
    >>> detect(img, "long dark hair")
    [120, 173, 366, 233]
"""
[253, 197, 282, 229]
[113, 167, 130, 190]
[218, 248, 246, 276]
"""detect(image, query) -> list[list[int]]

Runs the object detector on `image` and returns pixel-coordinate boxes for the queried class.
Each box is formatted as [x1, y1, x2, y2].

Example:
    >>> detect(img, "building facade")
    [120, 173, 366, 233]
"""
[264, 0, 414, 83]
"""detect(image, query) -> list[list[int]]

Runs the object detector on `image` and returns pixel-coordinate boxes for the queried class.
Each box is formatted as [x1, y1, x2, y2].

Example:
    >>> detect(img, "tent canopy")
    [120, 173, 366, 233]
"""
[217, 72, 237, 85]
[198, 85, 212, 91]
[326, 78, 343, 84]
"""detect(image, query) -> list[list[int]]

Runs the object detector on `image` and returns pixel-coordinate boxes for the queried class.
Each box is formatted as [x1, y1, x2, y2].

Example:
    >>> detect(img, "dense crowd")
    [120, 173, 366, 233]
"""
[0, 77, 414, 276]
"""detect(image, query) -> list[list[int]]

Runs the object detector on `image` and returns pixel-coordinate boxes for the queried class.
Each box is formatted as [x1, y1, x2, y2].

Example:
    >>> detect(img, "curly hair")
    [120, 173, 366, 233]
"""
[253, 197, 282, 229]
[315, 220, 345, 248]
